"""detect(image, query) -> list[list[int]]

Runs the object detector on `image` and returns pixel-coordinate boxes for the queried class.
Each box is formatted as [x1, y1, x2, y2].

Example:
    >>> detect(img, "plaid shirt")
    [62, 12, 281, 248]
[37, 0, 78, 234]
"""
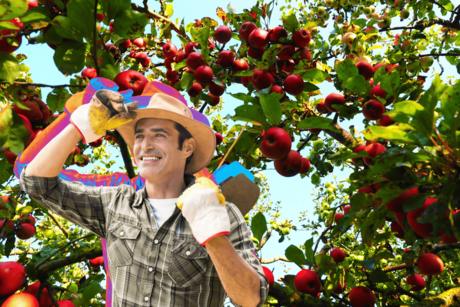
[19, 165, 268, 307]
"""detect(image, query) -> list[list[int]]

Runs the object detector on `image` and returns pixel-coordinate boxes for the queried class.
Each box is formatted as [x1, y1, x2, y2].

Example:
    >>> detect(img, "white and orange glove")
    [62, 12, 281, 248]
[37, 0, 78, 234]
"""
[70, 89, 139, 144]
[177, 177, 230, 246]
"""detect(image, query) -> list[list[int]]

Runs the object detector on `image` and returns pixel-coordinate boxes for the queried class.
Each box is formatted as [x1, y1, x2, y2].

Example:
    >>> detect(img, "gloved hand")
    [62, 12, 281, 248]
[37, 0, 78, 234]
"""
[178, 177, 230, 246]
[70, 89, 139, 143]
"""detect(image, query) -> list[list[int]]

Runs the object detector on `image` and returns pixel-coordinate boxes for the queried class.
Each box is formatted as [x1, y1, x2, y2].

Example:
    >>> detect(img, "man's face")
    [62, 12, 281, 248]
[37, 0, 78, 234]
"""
[133, 118, 194, 180]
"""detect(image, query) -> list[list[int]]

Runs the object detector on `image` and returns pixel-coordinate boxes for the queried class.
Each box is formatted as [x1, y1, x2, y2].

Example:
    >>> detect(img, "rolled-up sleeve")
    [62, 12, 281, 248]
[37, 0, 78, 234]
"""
[225, 202, 269, 307]
[19, 165, 118, 239]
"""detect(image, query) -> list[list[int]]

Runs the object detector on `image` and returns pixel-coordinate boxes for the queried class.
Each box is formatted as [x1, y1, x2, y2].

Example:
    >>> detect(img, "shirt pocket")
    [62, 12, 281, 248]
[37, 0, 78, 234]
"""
[168, 238, 209, 287]
[107, 221, 141, 268]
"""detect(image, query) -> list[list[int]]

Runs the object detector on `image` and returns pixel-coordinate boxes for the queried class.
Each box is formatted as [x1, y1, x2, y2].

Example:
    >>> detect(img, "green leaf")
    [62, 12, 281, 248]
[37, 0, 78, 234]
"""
[344, 75, 366, 93]
[20, 7, 51, 23]
[0, 20, 20, 30]
[113, 8, 149, 39]
[336, 60, 358, 81]
[99, 0, 130, 21]
[180, 72, 195, 90]
[356, 258, 375, 271]
[282, 12, 300, 33]
[327, 150, 369, 161]
[350, 193, 373, 211]
[47, 88, 71, 114]
[2, 107, 28, 154]
[402, 194, 426, 212]
[303, 82, 319, 92]
[165, 3, 174, 17]
[51, 16, 83, 41]
[232, 105, 266, 125]
[251, 212, 267, 243]
[54, 41, 86, 75]
[363, 125, 424, 145]
[233, 70, 254, 77]
[440, 82, 460, 145]
[300, 69, 328, 84]
[174, 60, 186, 71]
[285, 245, 307, 267]
[99, 52, 120, 80]
[0, 0, 27, 20]
[67, 0, 96, 40]
[259, 93, 282, 125]
[369, 268, 390, 282]
[297, 117, 341, 133]
[79, 284, 102, 306]
[304, 238, 315, 264]
[229, 93, 257, 104]
[0, 52, 20, 83]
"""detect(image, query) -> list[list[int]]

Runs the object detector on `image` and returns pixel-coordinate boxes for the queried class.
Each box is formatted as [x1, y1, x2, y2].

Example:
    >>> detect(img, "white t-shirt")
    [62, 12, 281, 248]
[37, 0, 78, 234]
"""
[148, 198, 178, 228]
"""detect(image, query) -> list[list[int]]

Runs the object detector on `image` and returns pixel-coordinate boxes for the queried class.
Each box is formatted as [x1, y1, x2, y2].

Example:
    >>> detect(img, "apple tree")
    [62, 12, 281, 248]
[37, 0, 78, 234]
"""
[1, 0, 460, 306]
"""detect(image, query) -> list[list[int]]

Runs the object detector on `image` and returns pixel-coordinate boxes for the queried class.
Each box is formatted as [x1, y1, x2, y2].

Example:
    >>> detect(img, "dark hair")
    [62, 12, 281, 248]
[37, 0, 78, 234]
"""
[174, 122, 194, 171]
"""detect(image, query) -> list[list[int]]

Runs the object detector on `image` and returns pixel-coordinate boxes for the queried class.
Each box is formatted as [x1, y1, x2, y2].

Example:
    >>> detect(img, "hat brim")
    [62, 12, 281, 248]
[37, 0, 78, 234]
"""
[116, 108, 216, 175]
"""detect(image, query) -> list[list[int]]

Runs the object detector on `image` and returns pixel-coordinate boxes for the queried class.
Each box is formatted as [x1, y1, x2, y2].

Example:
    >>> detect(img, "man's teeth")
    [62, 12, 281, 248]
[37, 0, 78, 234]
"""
[142, 157, 161, 161]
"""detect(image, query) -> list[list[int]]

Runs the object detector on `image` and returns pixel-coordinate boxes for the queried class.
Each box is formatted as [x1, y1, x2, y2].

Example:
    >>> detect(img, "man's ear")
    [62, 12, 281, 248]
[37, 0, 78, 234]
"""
[183, 138, 196, 159]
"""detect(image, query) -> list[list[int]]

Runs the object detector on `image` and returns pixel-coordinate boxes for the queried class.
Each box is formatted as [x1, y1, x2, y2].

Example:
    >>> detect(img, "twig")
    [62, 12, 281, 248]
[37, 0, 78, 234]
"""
[107, 130, 136, 179]
[217, 122, 248, 169]
[260, 255, 292, 264]
[0, 82, 85, 88]
[93, 0, 100, 76]
[310, 226, 332, 269]
[48, 212, 70, 238]
[297, 133, 315, 153]
[0, 218, 9, 238]
[418, 53, 460, 57]
[198, 102, 208, 113]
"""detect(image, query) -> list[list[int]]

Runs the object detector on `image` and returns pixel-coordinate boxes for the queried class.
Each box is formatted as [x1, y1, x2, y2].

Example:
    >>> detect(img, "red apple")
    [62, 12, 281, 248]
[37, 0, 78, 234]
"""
[209, 81, 225, 96]
[334, 213, 344, 223]
[15, 223, 35, 240]
[247, 46, 265, 60]
[163, 42, 178, 59]
[76, 154, 89, 167]
[309, 128, 322, 134]
[385, 187, 419, 213]
[215, 133, 223, 146]
[0, 220, 15, 238]
[316, 100, 330, 114]
[260, 127, 291, 159]
[207, 93, 220, 106]
[26, 282, 54, 307]
[56, 300, 75, 307]
[297, 48, 312, 63]
[89, 138, 103, 148]
[239, 22, 257, 42]
[2, 293, 39, 307]
[281, 59, 296, 74]
[0, 261, 26, 296]
[132, 37, 146, 48]
[417, 253, 444, 276]
[175, 50, 187, 63]
[164, 58, 174, 70]
[284, 75, 304, 96]
[407, 273, 425, 291]
[186, 52, 206, 71]
[391, 221, 404, 239]
[232, 58, 249, 73]
[166, 70, 179, 82]
[241, 76, 251, 87]
[5, 151, 18, 165]
[270, 85, 285, 96]
[82, 68, 97, 80]
[274, 150, 303, 177]
[185, 41, 199, 55]
[214, 26, 232, 44]
[349, 286, 375, 307]
[252, 70, 274, 91]
[352, 145, 366, 164]
[188, 82, 203, 97]
[407, 198, 439, 238]
[380, 115, 396, 126]
[333, 282, 346, 294]
[292, 29, 311, 47]
[105, 43, 118, 56]
[248, 28, 269, 49]
[373, 62, 393, 74]
[114, 70, 148, 96]
[331, 248, 346, 263]
[20, 214, 36, 226]
[343, 205, 351, 215]
[262, 266, 275, 291]
[109, 21, 114, 33]
[358, 185, 376, 194]
[294, 269, 321, 296]
[268, 26, 287, 42]
[134, 52, 151, 67]
[96, 13, 104, 22]
[0, 25, 22, 54]
[356, 61, 374, 80]
[14, 97, 51, 125]
[363, 100, 385, 120]
[324, 92, 345, 112]
[194, 65, 213, 85]
[300, 157, 311, 174]
[362, 142, 386, 166]
[370, 83, 394, 106]
[89, 256, 104, 268]
[394, 212, 406, 229]
[217, 50, 234, 67]
[279, 44, 295, 60]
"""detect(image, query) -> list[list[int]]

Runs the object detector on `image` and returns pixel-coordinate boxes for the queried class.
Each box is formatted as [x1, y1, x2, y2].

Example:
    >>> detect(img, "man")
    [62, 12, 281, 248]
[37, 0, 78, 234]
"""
[19, 85, 269, 307]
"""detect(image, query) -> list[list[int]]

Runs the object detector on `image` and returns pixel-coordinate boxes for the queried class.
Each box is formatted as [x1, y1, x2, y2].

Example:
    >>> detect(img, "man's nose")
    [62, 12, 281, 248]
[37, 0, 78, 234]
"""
[141, 136, 155, 152]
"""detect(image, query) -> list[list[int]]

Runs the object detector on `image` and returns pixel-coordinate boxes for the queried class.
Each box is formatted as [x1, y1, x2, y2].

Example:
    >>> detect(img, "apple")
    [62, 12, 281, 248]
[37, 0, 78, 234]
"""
[390, 221, 404, 239]
[175, 50, 187, 63]
[401, 40, 413, 52]
[362, 142, 386, 166]
[76, 154, 89, 167]
[356, 61, 374, 80]
[341, 32, 357, 49]
[343, 205, 351, 215]
[284, 75, 304, 96]
[14, 97, 51, 125]
[20, 214, 36, 226]
[215, 133, 223, 146]
[417, 253, 444, 276]
[268, 26, 287, 42]
[349, 286, 375, 307]
[407, 274, 425, 291]
[114, 70, 148, 96]
[358, 185, 376, 194]
[56, 300, 75, 307]
[400, 9, 410, 19]
[241, 76, 251, 87]
[194, 65, 213, 85]
[281, 59, 296, 73]
[0, 261, 26, 296]
[370, 83, 394, 106]
[164, 58, 174, 70]
[331, 248, 346, 263]
[333, 282, 346, 294]
[217, 50, 234, 67]
[300, 158, 311, 174]
[440, 233, 458, 244]
[16, 223, 35, 240]
[274, 150, 303, 177]
[186, 52, 206, 71]
[334, 213, 344, 223]
[292, 29, 311, 48]
[109, 21, 114, 33]
[316, 100, 330, 114]
[16, 113, 35, 149]
[89, 138, 103, 148]
[363, 100, 385, 120]
[248, 46, 265, 60]
[279, 44, 295, 60]
[364, 26, 379, 43]
[0, 24, 22, 53]
[385, 187, 419, 213]
[262, 266, 275, 291]
[163, 42, 178, 59]
[260, 127, 291, 159]
[188, 82, 203, 97]
[351, 145, 366, 164]
[89, 256, 104, 268]
[0, 220, 15, 237]
[335, 15, 344, 24]
[377, 15, 392, 28]
[105, 44, 118, 56]
[214, 26, 232, 44]
[96, 13, 104, 22]
[185, 41, 199, 55]
[131, 37, 146, 48]
[239, 22, 258, 42]
[309, 128, 322, 134]
[134, 52, 151, 67]
[380, 115, 396, 126]
[248, 28, 269, 49]
[324, 92, 345, 112]
[5, 151, 18, 165]
[81, 68, 97, 80]
[394, 212, 406, 229]
[296, 48, 312, 63]
[207, 93, 220, 106]
[420, 56, 434, 68]
[1, 196, 15, 218]
[2, 293, 39, 307]
[26, 282, 54, 307]
[232, 58, 249, 73]
[407, 198, 440, 238]
[209, 81, 225, 96]
[294, 269, 321, 296]
[252, 70, 274, 91]
[165, 71, 178, 83]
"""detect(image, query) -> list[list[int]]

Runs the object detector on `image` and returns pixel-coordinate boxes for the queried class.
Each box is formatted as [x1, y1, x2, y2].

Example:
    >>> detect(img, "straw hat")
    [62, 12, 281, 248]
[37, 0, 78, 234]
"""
[116, 93, 215, 175]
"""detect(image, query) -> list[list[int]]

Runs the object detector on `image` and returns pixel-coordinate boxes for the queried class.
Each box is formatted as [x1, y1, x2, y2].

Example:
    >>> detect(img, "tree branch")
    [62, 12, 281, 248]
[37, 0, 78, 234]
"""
[418, 53, 460, 57]
[0, 82, 85, 88]
[260, 256, 292, 264]
[108, 130, 136, 179]
[268, 283, 339, 307]
[379, 18, 460, 32]
[37, 245, 102, 273]
[48, 212, 70, 238]
[411, 287, 460, 307]
[93, 0, 100, 76]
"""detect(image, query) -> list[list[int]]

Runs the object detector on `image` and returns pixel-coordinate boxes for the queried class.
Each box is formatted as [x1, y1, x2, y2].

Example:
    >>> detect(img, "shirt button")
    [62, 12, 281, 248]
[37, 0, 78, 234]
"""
[144, 297, 149, 302]
[120, 231, 124, 236]
[154, 239, 159, 244]
[149, 267, 153, 272]
[186, 251, 191, 256]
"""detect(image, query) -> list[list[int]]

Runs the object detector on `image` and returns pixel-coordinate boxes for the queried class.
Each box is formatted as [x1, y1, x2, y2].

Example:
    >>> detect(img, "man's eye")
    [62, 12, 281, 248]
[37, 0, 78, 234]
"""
[156, 134, 165, 137]
[135, 135, 143, 139]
